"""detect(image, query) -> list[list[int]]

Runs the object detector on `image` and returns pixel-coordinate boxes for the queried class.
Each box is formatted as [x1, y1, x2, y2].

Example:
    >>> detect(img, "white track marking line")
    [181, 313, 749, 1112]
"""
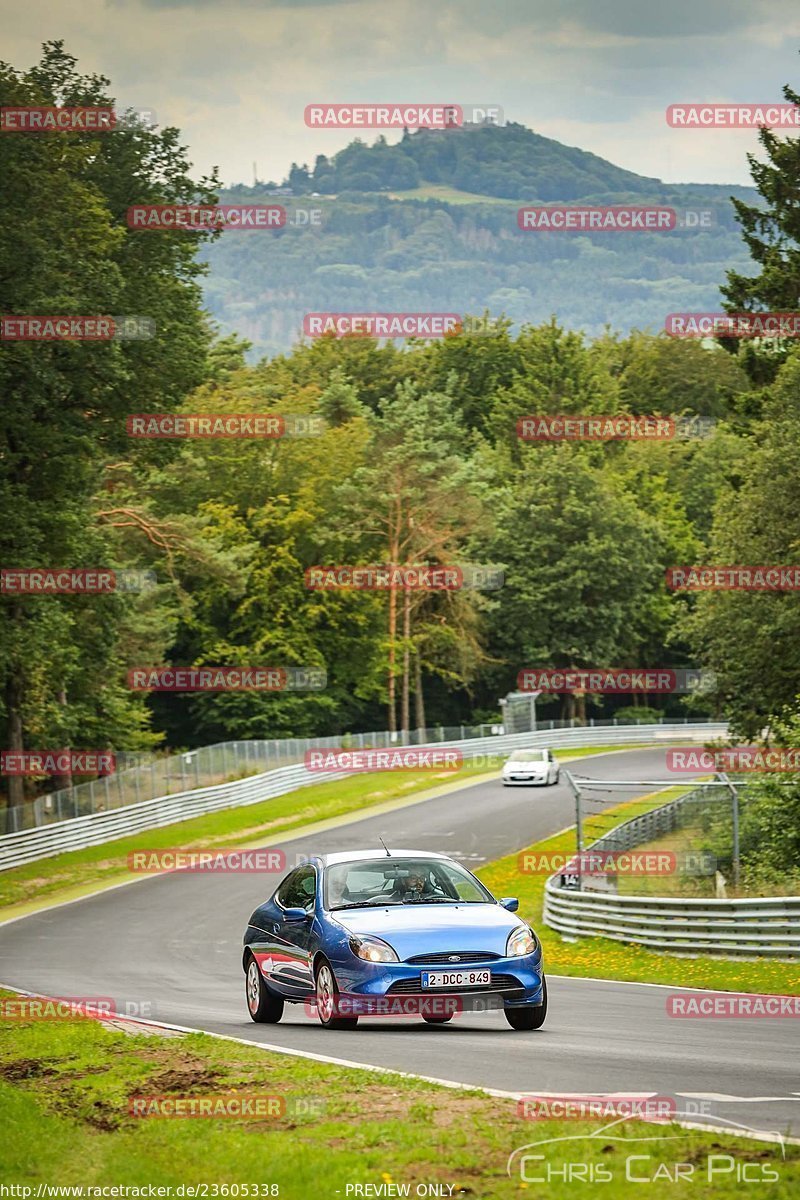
[1, 983, 798, 1148]
[548, 973, 800, 994]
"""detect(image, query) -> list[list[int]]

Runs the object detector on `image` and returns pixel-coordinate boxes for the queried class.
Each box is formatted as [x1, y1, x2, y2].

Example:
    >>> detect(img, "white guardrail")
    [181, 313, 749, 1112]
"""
[0, 722, 725, 872]
[543, 775, 800, 959]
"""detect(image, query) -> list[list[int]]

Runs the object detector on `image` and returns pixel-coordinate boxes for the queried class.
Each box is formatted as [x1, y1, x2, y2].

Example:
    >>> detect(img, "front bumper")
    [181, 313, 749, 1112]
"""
[332, 948, 544, 1009]
[503, 774, 548, 786]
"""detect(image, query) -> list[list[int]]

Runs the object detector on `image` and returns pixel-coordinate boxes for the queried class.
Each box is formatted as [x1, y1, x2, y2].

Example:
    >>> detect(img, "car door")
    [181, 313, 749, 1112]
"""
[269, 864, 317, 996]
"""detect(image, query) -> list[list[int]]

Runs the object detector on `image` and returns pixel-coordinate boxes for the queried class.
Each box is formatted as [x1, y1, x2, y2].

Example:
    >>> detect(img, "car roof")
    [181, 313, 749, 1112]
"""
[316, 849, 452, 867]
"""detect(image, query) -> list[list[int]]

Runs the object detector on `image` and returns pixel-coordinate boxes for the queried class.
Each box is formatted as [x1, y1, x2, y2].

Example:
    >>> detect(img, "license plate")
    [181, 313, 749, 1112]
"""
[420, 969, 491, 988]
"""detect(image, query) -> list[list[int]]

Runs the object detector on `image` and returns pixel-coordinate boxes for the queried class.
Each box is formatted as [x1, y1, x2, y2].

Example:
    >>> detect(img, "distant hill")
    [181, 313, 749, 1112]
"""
[251, 121, 758, 206]
[202, 122, 759, 358]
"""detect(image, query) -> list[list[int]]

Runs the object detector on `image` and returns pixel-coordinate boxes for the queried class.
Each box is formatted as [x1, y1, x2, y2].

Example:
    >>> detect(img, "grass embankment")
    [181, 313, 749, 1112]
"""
[0, 745, 637, 918]
[1, 997, 797, 1197]
[616, 823, 800, 900]
[476, 789, 800, 995]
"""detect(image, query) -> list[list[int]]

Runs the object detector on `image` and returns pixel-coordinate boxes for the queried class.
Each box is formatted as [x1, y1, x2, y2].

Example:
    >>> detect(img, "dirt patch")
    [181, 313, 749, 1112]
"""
[0, 1058, 57, 1082]
[145, 1066, 223, 1092]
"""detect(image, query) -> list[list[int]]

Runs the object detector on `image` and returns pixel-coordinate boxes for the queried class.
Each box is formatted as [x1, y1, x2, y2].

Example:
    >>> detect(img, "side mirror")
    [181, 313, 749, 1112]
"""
[282, 907, 310, 922]
[500, 897, 519, 912]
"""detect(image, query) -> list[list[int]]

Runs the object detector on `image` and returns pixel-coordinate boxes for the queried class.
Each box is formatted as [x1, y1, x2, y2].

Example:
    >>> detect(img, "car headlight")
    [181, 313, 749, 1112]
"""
[506, 926, 538, 957]
[349, 935, 399, 963]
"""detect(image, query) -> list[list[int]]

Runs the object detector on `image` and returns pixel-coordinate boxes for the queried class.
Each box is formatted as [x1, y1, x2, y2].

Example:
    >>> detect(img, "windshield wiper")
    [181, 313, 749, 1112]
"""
[401, 896, 457, 904]
[330, 899, 399, 911]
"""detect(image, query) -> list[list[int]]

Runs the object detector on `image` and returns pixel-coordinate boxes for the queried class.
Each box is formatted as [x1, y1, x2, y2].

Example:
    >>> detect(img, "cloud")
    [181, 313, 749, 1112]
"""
[4, 0, 798, 187]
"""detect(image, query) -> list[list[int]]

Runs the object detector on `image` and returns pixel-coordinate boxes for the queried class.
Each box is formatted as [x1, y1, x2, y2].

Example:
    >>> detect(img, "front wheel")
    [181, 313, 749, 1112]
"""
[245, 956, 284, 1023]
[505, 976, 547, 1031]
[315, 961, 358, 1029]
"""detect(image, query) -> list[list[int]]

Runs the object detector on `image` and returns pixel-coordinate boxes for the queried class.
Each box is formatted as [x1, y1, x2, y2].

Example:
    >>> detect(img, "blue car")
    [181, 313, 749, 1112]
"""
[242, 849, 547, 1030]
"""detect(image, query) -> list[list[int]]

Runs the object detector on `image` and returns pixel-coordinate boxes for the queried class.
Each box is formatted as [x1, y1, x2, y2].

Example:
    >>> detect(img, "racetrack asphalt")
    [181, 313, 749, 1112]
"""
[1, 747, 797, 1142]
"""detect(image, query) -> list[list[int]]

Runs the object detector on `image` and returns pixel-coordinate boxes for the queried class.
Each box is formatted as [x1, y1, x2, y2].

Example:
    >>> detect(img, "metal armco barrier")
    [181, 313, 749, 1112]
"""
[0, 722, 726, 872]
[543, 779, 800, 958]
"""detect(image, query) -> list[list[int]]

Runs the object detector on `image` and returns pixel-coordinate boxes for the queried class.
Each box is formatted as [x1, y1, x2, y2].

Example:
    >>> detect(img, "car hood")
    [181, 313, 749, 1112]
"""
[506, 760, 547, 770]
[330, 903, 525, 959]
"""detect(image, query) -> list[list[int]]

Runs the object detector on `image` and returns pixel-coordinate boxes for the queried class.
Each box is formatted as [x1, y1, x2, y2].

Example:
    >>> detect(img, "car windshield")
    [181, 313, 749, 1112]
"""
[509, 749, 546, 762]
[325, 857, 495, 910]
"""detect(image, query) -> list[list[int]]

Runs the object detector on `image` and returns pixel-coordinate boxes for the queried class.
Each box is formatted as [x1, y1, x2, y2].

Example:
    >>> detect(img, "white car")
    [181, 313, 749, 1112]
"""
[501, 747, 560, 787]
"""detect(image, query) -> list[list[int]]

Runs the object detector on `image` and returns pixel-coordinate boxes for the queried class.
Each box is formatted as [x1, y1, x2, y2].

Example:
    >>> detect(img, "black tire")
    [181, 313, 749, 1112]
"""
[505, 976, 547, 1031]
[314, 960, 358, 1029]
[423, 1015, 453, 1025]
[245, 955, 284, 1023]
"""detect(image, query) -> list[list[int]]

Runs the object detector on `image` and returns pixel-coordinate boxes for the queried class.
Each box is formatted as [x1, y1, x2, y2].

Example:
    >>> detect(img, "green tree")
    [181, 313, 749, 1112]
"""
[682, 353, 800, 736]
[722, 77, 800, 381]
[0, 42, 215, 816]
[485, 447, 677, 721]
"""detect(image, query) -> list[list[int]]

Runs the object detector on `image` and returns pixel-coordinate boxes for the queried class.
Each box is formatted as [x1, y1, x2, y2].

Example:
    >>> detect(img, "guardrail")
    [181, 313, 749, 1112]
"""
[0, 722, 726, 872]
[5, 714, 722, 833]
[543, 780, 800, 958]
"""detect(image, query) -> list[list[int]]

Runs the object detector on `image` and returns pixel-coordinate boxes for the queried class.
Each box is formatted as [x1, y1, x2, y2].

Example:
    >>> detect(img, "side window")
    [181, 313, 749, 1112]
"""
[276, 869, 301, 908]
[279, 866, 316, 912]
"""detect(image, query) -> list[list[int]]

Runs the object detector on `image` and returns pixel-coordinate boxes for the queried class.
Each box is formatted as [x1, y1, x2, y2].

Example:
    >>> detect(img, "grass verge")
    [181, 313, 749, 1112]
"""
[0, 993, 797, 1197]
[0, 745, 639, 918]
[476, 790, 800, 994]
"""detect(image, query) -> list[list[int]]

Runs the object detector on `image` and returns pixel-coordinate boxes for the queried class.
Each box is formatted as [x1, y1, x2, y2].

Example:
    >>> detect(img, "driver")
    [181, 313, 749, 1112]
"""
[397, 870, 437, 899]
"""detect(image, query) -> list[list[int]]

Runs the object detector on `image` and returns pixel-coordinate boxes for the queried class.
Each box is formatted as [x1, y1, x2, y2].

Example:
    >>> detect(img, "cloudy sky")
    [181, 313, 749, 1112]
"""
[3, 0, 799, 187]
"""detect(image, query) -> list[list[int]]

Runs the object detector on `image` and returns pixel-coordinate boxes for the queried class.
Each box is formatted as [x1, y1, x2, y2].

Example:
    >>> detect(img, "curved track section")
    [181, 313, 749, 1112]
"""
[1, 748, 797, 1139]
